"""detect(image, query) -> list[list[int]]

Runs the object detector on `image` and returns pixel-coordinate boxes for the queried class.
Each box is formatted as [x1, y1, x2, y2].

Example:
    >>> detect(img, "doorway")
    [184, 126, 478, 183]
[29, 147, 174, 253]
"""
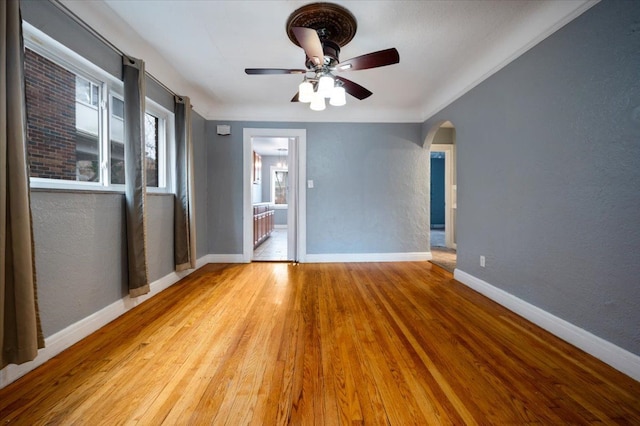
[427, 122, 457, 271]
[243, 128, 307, 263]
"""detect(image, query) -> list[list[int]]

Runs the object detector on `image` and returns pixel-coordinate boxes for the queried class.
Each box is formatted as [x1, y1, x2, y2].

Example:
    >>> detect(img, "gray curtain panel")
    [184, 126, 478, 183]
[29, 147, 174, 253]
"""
[1, 0, 44, 369]
[174, 96, 196, 271]
[122, 56, 149, 297]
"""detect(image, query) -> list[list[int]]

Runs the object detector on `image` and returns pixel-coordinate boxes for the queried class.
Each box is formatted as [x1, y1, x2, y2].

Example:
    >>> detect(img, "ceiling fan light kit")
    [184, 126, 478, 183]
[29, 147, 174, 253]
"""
[298, 80, 314, 103]
[310, 92, 326, 111]
[329, 86, 346, 106]
[245, 2, 400, 112]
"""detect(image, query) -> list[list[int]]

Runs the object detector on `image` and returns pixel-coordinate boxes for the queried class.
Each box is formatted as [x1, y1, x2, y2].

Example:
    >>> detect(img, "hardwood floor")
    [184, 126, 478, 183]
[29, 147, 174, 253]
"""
[1, 262, 639, 424]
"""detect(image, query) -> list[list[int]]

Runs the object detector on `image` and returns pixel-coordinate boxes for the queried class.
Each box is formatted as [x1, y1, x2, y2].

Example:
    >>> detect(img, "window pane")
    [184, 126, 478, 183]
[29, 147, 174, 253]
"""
[75, 76, 91, 104]
[145, 113, 159, 187]
[274, 170, 288, 204]
[25, 48, 99, 182]
[91, 84, 99, 107]
[110, 97, 125, 184]
[112, 97, 124, 119]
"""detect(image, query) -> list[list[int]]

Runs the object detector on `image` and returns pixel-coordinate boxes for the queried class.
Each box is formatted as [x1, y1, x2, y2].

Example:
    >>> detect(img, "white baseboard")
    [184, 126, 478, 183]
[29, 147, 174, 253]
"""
[304, 252, 432, 263]
[454, 269, 640, 382]
[0, 255, 209, 389]
[203, 253, 247, 263]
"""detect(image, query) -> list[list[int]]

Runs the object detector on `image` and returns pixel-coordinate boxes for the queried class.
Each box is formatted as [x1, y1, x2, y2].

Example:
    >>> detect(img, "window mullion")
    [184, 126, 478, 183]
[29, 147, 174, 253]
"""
[100, 84, 109, 186]
[158, 118, 166, 188]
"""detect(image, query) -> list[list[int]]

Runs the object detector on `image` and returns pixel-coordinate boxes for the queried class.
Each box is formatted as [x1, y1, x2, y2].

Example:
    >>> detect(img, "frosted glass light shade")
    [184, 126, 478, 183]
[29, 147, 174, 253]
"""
[317, 75, 334, 98]
[310, 92, 326, 111]
[298, 81, 313, 103]
[329, 86, 346, 106]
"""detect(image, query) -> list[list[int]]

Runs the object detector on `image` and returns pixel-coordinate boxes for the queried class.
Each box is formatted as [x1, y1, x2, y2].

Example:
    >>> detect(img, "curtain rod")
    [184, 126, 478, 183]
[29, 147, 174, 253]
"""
[49, 0, 180, 99]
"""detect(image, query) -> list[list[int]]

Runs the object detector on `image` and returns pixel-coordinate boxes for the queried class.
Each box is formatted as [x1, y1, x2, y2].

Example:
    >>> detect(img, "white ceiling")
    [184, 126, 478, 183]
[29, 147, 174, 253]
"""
[59, 0, 596, 123]
[252, 137, 290, 156]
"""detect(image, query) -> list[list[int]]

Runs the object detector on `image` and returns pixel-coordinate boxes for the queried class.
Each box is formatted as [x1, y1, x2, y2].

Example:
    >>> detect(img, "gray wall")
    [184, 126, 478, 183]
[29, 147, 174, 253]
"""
[207, 121, 428, 255]
[306, 123, 427, 254]
[32, 192, 125, 337]
[32, 192, 172, 337]
[423, 0, 640, 356]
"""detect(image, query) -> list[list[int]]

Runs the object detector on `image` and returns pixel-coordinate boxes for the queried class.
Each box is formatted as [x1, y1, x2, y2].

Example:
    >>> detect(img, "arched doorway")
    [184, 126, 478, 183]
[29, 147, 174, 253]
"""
[425, 121, 457, 272]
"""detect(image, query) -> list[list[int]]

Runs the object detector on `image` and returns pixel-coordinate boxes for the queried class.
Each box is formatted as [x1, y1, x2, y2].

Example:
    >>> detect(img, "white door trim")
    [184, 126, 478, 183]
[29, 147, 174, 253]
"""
[243, 128, 307, 262]
[430, 144, 456, 249]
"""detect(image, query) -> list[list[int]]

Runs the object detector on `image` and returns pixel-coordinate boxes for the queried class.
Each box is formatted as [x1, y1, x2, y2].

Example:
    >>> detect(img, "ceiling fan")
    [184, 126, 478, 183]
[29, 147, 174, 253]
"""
[244, 2, 400, 111]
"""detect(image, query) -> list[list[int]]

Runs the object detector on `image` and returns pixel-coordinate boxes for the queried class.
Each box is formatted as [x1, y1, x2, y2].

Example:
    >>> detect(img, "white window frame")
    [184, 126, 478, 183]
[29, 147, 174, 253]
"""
[270, 166, 288, 208]
[23, 22, 174, 194]
[145, 100, 173, 193]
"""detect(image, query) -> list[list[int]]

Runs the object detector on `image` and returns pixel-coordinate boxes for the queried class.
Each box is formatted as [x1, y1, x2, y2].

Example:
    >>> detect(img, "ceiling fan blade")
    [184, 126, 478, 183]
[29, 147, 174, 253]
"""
[292, 27, 324, 67]
[335, 76, 373, 100]
[336, 48, 400, 72]
[245, 68, 307, 75]
[291, 92, 300, 102]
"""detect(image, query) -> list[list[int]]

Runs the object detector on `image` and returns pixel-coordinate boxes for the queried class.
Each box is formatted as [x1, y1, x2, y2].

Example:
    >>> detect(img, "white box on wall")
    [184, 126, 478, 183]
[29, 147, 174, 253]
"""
[217, 125, 231, 135]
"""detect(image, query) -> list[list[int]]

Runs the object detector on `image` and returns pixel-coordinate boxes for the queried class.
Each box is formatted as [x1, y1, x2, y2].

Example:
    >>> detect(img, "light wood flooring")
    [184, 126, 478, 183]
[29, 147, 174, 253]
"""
[1, 262, 639, 424]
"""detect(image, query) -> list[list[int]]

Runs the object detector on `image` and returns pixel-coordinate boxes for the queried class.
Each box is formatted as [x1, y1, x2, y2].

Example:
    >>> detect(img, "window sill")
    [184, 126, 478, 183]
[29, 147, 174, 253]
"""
[30, 181, 173, 197]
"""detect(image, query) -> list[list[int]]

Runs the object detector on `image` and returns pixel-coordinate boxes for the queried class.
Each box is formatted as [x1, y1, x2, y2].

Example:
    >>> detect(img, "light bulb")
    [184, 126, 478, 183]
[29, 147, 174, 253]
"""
[317, 75, 334, 98]
[310, 92, 326, 111]
[298, 80, 313, 103]
[329, 86, 346, 106]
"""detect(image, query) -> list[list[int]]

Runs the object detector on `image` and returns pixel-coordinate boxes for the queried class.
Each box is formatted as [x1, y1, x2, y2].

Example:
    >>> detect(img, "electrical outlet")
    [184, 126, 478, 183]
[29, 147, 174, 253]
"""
[480, 255, 486, 268]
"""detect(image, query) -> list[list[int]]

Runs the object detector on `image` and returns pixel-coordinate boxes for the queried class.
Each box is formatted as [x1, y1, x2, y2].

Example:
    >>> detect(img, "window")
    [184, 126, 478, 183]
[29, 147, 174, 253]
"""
[110, 96, 125, 184]
[23, 23, 173, 192]
[24, 47, 102, 182]
[271, 167, 288, 205]
[75, 76, 99, 107]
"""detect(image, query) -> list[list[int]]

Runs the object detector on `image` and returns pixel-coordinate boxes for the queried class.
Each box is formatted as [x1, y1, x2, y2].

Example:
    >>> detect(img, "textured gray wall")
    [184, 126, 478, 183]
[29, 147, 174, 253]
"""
[32, 192, 126, 337]
[206, 121, 428, 255]
[146, 195, 175, 282]
[32, 192, 174, 337]
[306, 122, 427, 254]
[423, 0, 640, 355]
[206, 122, 247, 254]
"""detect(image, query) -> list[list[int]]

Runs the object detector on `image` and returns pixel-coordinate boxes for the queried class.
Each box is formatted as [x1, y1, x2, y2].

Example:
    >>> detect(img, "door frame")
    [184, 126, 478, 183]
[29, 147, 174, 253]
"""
[243, 128, 307, 262]
[430, 143, 456, 249]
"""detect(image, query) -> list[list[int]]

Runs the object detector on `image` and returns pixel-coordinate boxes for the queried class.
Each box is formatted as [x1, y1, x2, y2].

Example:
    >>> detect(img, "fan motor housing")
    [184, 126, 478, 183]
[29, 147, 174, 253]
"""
[305, 39, 340, 69]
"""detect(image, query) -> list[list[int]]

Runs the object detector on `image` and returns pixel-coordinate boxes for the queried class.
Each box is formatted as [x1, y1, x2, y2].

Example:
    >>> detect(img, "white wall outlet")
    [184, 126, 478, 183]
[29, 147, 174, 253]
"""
[480, 255, 486, 267]
[307, 180, 314, 188]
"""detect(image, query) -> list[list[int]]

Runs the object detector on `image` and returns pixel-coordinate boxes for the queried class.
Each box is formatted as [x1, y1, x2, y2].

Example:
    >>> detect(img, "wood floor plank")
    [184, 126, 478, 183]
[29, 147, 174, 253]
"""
[1, 261, 639, 425]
